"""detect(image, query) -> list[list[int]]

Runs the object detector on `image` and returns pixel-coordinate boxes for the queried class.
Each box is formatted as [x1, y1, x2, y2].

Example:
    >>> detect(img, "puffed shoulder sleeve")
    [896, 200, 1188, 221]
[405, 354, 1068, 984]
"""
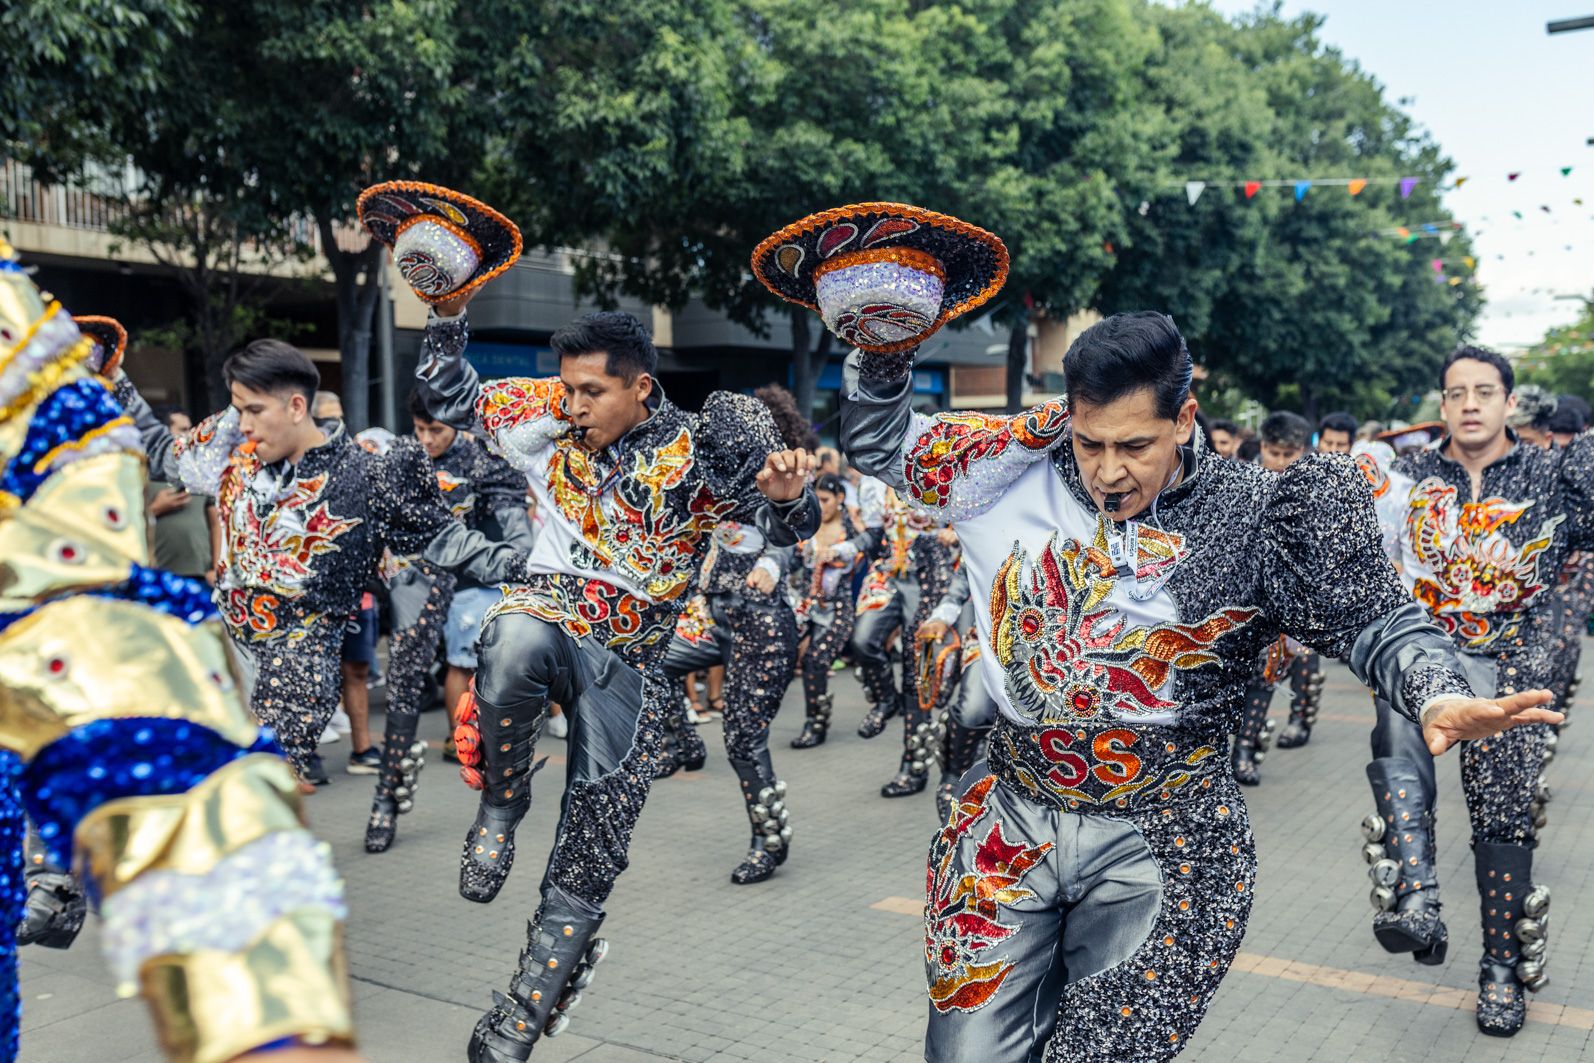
[838, 348, 1068, 522]
[697, 391, 819, 543]
[1261, 454, 1471, 722]
[368, 436, 454, 556]
[1558, 432, 1594, 551]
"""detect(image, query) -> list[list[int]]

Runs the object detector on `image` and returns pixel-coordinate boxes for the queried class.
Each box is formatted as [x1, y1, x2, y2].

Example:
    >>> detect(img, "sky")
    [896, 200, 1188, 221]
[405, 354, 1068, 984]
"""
[1204, 0, 1593, 350]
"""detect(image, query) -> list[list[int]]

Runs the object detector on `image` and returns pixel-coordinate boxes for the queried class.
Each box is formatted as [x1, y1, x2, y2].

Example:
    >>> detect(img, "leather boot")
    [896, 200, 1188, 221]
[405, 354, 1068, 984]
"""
[1363, 757, 1447, 964]
[457, 687, 547, 903]
[365, 712, 427, 853]
[1475, 841, 1547, 1037]
[17, 825, 85, 949]
[792, 690, 833, 748]
[1276, 652, 1323, 748]
[728, 750, 791, 884]
[466, 888, 608, 1061]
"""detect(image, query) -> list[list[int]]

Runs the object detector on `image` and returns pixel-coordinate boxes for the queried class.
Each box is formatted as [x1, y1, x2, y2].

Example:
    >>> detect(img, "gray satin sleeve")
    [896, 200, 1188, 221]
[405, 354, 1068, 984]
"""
[838, 350, 913, 489]
[415, 312, 482, 432]
[494, 505, 537, 552]
[112, 372, 178, 481]
[939, 565, 972, 615]
[423, 520, 525, 587]
[756, 490, 819, 548]
[760, 543, 796, 579]
[1342, 600, 1474, 724]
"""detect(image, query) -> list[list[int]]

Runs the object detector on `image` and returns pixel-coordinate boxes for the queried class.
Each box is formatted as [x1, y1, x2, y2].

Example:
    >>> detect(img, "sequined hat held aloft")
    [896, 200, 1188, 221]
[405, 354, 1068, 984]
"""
[751, 203, 1009, 354]
[358, 181, 524, 305]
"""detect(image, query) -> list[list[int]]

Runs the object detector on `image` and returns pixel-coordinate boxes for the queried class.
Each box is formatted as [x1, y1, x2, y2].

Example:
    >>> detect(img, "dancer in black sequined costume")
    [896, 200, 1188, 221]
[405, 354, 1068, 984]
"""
[825, 297, 1553, 1060]
[852, 495, 957, 797]
[118, 343, 453, 785]
[1356, 347, 1594, 1036]
[364, 391, 538, 852]
[409, 290, 816, 1061]
[789, 474, 874, 748]
[917, 563, 998, 822]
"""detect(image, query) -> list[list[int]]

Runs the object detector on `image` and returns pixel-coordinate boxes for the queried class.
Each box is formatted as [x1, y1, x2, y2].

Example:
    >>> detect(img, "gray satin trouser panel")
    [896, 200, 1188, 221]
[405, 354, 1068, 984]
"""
[925, 768, 1164, 1063]
[1369, 651, 1493, 808]
[387, 566, 436, 631]
[476, 611, 645, 806]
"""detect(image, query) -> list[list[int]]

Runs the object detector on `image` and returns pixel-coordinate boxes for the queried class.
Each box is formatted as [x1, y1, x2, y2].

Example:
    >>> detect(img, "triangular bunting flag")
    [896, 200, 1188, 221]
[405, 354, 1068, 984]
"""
[1395, 227, 1410, 239]
[1508, 172, 1521, 181]
[1541, 205, 1552, 213]
[1431, 259, 1444, 272]
[1186, 181, 1206, 205]
[1449, 277, 1462, 287]
[1399, 177, 1418, 199]
[1243, 181, 1262, 199]
[1562, 167, 1574, 177]
[1463, 256, 1476, 269]
[1454, 176, 1469, 188]
[1294, 180, 1311, 201]
[1439, 232, 1454, 245]
[1348, 178, 1368, 196]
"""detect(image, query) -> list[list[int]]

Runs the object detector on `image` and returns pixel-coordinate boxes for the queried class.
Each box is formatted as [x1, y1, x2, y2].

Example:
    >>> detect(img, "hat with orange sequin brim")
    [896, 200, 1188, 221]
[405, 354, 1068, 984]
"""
[357, 181, 523, 305]
[752, 203, 1008, 354]
[73, 315, 127, 376]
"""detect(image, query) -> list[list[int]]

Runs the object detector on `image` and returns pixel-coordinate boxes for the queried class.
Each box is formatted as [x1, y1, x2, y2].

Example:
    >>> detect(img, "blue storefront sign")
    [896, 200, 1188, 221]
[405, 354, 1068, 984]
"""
[465, 341, 558, 378]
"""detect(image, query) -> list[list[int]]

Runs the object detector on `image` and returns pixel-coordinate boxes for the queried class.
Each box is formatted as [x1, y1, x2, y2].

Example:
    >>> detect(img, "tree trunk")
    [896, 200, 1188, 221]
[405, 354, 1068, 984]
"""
[1300, 383, 1318, 430]
[321, 213, 383, 431]
[1005, 315, 1029, 413]
[789, 308, 830, 427]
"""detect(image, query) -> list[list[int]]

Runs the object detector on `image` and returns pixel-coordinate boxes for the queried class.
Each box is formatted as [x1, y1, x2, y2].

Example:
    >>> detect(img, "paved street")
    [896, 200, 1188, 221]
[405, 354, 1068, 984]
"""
[20, 645, 1594, 1063]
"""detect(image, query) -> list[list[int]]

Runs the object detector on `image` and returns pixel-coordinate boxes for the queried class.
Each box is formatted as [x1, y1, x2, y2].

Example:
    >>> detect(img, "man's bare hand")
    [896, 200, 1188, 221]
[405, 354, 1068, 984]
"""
[917, 619, 950, 644]
[150, 487, 190, 516]
[756, 448, 816, 502]
[745, 568, 777, 594]
[433, 285, 479, 318]
[1423, 688, 1562, 756]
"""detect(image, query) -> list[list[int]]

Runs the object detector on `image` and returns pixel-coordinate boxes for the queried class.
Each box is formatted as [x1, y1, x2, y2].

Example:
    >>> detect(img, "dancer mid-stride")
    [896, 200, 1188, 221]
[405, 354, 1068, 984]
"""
[365, 182, 818, 1061]
[753, 201, 1558, 1062]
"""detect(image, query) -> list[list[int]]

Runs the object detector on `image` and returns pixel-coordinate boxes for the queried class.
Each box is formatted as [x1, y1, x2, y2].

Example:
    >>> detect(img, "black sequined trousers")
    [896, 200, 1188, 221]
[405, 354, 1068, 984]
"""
[1460, 727, 1550, 846]
[385, 565, 456, 723]
[799, 596, 855, 710]
[853, 572, 922, 709]
[476, 611, 664, 907]
[241, 615, 346, 776]
[662, 595, 798, 762]
[926, 753, 1254, 1062]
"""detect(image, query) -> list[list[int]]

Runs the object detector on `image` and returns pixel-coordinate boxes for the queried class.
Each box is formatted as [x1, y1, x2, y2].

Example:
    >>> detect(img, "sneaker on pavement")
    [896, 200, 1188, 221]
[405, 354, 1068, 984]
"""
[301, 754, 331, 787]
[347, 746, 382, 775]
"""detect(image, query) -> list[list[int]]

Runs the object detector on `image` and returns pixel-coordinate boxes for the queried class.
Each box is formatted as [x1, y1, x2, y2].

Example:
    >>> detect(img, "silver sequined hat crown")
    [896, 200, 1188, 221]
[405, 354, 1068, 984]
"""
[358, 181, 523, 305]
[752, 203, 1009, 354]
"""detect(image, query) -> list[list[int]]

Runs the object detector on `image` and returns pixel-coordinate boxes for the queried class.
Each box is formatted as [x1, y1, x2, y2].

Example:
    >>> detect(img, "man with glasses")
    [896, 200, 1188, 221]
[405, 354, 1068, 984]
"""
[1359, 345, 1594, 1036]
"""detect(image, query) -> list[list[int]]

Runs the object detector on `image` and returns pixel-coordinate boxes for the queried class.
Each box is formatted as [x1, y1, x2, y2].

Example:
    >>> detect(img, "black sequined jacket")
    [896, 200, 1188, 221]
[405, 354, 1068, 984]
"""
[839, 348, 1474, 741]
[412, 311, 818, 672]
[117, 381, 447, 644]
[1389, 435, 1594, 693]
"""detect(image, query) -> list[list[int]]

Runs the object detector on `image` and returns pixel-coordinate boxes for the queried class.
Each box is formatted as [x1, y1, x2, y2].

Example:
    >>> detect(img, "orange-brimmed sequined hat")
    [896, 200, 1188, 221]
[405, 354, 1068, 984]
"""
[72, 315, 127, 377]
[752, 203, 1008, 354]
[357, 181, 523, 305]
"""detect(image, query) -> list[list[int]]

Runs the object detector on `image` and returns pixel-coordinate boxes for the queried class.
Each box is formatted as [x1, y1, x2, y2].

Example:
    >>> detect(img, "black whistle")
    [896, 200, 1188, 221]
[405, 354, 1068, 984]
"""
[1104, 493, 1123, 513]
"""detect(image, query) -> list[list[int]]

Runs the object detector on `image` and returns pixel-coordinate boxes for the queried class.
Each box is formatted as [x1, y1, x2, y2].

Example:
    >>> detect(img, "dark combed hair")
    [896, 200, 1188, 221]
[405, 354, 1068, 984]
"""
[407, 388, 441, 424]
[223, 339, 319, 403]
[1318, 411, 1358, 437]
[1062, 312, 1192, 419]
[1558, 395, 1591, 432]
[551, 311, 658, 383]
[1209, 418, 1239, 436]
[1441, 345, 1514, 394]
[1549, 401, 1586, 435]
[814, 472, 845, 496]
[754, 383, 820, 450]
[1236, 437, 1261, 462]
[1260, 410, 1311, 449]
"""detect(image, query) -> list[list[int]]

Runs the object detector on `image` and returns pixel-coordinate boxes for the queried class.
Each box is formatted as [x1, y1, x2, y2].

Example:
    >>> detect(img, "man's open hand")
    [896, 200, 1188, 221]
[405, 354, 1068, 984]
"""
[917, 619, 950, 644]
[1423, 688, 1562, 756]
[756, 448, 816, 502]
